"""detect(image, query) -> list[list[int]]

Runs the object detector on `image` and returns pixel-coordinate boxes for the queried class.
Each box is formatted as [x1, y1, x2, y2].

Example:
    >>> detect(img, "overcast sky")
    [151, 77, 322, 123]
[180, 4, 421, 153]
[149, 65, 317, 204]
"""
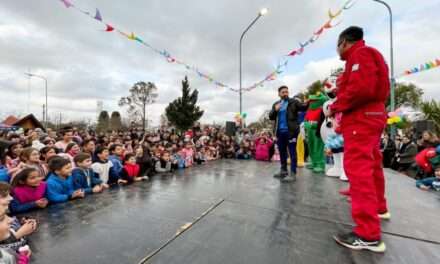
[0, 0, 439, 126]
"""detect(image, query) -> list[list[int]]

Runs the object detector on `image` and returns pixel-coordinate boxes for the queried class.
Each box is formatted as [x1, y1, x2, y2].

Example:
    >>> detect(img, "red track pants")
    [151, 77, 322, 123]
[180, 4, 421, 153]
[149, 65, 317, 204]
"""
[343, 122, 388, 241]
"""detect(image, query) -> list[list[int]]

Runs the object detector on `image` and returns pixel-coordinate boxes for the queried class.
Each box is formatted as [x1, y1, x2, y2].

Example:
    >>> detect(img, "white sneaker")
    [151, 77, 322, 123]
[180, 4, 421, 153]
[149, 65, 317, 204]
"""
[339, 170, 348, 181]
[326, 167, 340, 177]
[378, 212, 391, 220]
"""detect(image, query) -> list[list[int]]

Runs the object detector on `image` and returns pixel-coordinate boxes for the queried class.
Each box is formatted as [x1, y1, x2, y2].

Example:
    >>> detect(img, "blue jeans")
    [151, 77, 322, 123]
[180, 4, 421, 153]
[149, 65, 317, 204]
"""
[277, 130, 298, 174]
[416, 177, 440, 190]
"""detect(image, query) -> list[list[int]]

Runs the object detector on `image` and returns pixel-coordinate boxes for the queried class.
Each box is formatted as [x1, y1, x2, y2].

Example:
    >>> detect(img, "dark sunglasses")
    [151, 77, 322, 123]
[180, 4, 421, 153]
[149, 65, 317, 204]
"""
[337, 40, 344, 47]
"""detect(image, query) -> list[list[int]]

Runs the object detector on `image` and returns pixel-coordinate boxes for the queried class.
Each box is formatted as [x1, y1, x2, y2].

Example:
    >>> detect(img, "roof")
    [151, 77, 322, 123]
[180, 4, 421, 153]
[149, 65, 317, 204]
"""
[2, 114, 44, 130]
[2, 115, 19, 126]
[14, 114, 44, 129]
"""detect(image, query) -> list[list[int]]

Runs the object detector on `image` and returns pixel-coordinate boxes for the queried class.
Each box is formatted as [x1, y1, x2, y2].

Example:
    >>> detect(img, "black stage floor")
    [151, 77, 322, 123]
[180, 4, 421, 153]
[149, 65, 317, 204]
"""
[23, 160, 440, 264]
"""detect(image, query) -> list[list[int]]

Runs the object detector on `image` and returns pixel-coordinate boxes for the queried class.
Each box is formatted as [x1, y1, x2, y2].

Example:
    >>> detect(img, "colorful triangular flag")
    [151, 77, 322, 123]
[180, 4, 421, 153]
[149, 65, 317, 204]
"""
[323, 20, 332, 29]
[343, 0, 356, 10]
[288, 50, 298, 56]
[60, 0, 73, 8]
[105, 24, 114, 32]
[128, 32, 136, 40]
[314, 27, 324, 35]
[328, 8, 342, 19]
[299, 41, 309, 48]
[94, 8, 102, 21]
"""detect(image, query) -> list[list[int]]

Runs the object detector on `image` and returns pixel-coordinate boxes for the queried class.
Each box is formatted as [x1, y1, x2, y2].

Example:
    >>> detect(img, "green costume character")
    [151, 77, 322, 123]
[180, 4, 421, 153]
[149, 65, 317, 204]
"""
[304, 92, 328, 173]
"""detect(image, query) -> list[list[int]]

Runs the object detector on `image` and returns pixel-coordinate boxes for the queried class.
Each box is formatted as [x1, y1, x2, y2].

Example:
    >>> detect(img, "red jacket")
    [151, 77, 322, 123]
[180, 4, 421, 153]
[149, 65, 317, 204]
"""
[415, 148, 436, 173]
[331, 40, 390, 129]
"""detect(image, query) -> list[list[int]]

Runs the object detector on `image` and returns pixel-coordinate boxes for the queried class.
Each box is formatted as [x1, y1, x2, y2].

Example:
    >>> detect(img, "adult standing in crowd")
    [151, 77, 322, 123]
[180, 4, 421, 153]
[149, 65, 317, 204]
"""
[55, 128, 74, 152]
[329, 26, 390, 253]
[395, 135, 417, 174]
[380, 133, 395, 168]
[269, 86, 308, 182]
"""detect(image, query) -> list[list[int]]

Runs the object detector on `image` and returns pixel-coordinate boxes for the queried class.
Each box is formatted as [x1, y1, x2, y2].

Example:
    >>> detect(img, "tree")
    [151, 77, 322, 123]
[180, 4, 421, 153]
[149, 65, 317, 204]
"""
[420, 100, 440, 132]
[110, 111, 122, 131]
[391, 82, 424, 108]
[96, 111, 110, 133]
[304, 80, 325, 97]
[160, 114, 170, 127]
[165, 76, 204, 132]
[119, 81, 158, 130]
[247, 110, 272, 131]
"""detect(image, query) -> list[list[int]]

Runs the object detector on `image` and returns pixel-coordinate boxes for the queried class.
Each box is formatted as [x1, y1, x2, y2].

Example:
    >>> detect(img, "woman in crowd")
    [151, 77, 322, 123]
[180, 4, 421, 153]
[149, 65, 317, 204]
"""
[394, 135, 418, 174]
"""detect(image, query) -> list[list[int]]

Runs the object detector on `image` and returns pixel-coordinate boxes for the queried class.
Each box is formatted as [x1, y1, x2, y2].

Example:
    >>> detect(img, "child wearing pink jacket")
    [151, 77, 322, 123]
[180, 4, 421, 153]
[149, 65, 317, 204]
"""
[255, 136, 273, 161]
[180, 143, 195, 168]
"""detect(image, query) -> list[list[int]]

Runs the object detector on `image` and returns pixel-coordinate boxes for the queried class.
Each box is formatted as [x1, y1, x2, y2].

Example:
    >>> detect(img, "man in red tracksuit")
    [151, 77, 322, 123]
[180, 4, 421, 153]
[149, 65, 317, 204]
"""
[330, 26, 390, 253]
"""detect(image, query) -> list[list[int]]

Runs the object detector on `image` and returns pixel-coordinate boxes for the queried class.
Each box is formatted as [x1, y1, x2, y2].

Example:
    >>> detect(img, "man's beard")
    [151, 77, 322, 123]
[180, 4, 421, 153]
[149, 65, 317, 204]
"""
[281, 95, 288, 100]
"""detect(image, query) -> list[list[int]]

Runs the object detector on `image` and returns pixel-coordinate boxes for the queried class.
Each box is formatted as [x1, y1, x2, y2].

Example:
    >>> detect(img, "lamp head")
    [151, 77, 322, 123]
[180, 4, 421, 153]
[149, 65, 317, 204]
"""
[259, 8, 268, 16]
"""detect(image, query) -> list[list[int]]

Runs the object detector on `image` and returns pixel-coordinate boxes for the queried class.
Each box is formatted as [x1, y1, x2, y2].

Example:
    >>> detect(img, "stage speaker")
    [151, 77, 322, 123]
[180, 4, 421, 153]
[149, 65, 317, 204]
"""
[225, 121, 236, 137]
[413, 120, 435, 138]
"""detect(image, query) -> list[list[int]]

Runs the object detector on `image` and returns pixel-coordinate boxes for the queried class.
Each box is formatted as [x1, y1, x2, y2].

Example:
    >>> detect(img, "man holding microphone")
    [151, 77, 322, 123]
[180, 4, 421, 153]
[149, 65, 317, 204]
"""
[269, 86, 308, 182]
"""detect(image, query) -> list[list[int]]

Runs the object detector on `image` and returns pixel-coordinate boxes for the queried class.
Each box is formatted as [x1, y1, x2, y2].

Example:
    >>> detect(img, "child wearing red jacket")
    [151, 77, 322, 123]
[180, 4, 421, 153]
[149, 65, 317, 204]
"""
[120, 154, 148, 184]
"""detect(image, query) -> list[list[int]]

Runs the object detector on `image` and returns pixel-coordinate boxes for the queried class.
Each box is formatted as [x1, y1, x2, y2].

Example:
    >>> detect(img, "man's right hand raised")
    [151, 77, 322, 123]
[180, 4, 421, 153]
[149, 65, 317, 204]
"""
[275, 103, 282, 111]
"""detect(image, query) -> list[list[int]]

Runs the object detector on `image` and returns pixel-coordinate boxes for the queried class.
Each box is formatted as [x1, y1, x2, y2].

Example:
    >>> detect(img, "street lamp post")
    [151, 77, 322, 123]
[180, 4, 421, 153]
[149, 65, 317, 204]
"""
[371, 0, 395, 138]
[25, 73, 48, 129]
[239, 8, 268, 116]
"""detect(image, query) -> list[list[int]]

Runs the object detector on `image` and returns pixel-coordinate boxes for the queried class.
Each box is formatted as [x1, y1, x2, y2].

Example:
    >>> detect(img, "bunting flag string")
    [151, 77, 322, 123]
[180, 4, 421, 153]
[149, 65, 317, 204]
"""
[242, 0, 356, 92]
[57, 0, 356, 93]
[399, 58, 440, 78]
[57, 0, 239, 92]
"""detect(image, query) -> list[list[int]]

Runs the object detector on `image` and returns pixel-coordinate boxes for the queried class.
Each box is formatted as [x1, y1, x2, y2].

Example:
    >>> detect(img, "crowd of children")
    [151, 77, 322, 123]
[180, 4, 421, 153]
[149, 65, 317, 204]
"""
[381, 130, 440, 192]
[0, 123, 279, 263]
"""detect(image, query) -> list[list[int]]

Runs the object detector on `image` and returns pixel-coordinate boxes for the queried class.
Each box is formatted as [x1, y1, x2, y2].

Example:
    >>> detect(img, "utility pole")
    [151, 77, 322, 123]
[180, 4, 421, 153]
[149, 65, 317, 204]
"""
[42, 104, 46, 125]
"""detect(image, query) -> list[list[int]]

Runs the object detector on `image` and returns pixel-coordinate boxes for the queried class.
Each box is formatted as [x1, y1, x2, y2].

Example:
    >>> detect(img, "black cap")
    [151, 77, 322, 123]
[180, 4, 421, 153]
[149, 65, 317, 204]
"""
[339, 26, 364, 43]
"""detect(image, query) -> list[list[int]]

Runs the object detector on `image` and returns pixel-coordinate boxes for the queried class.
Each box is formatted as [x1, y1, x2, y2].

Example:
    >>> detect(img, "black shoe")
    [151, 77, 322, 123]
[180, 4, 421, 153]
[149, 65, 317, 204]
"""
[333, 232, 386, 253]
[274, 170, 288, 178]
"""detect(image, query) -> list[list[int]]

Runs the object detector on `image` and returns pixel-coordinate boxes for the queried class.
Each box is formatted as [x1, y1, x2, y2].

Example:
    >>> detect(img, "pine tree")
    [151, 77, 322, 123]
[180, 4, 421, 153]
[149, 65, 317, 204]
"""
[97, 111, 110, 133]
[166, 76, 204, 132]
[110, 111, 122, 131]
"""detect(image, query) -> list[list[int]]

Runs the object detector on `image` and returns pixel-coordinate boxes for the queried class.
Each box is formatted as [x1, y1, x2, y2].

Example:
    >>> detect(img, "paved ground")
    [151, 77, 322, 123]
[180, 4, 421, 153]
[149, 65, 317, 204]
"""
[24, 160, 440, 264]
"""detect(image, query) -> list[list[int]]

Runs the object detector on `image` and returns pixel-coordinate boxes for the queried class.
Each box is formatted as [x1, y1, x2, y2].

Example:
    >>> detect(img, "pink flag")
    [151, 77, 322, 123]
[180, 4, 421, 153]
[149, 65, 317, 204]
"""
[61, 0, 73, 8]
[323, 20, 332, 29]
[288, 50, 298, 56]
[314, 27, 324, 35]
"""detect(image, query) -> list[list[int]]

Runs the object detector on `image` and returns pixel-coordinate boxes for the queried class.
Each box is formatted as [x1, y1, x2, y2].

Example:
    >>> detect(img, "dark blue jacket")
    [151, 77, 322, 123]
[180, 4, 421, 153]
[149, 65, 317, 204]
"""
[46, 173, 74, 203]
[109, 155, 123, 175]
[10, 199, 37, 214]
[71, 167, 103, 194]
